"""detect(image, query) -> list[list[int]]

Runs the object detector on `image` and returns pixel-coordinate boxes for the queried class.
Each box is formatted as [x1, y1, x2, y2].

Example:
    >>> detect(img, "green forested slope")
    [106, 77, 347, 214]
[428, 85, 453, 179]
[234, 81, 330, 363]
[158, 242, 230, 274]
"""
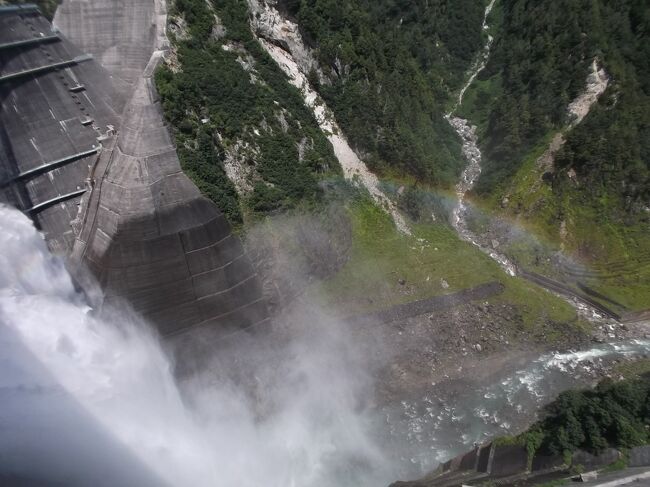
[156, 0, 491, 223]
[156, 0, 339, 224]
[155, 0, 649, 312]
[513, 375, 650, 460]
[456, 0, 650, 309]
[470, 0, 649, 208]
[280, 0, 486, 185]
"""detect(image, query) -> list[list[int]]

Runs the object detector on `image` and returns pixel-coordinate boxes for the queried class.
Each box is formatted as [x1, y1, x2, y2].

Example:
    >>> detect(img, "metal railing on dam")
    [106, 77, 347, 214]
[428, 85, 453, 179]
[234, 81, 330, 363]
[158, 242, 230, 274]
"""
[0, 34, 60, 51]
[0, 4, 39, 16]
[0, 54, 93, 84]
[25, 188, 87, 214]
[0, 147, 99, 187]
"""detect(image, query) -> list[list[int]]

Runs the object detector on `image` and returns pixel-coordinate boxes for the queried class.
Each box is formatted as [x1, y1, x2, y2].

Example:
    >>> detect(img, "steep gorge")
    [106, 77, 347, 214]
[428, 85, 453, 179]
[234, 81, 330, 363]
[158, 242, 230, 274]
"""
[0, 0, 649, 485]
[155, 0, 491, 226]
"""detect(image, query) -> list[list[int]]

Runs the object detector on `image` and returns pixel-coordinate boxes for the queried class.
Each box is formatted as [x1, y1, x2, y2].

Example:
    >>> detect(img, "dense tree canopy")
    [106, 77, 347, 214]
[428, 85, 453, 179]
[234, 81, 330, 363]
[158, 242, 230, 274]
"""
[281, 0, 487, 185]
[527, 376, 650, 456]
[156, 0, 339, 223]
[474, 0, 650, 211]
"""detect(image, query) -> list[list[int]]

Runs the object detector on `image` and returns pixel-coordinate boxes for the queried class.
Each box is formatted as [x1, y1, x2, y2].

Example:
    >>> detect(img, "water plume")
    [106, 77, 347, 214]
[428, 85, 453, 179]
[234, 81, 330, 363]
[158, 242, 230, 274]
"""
[0, 205, 393, 487]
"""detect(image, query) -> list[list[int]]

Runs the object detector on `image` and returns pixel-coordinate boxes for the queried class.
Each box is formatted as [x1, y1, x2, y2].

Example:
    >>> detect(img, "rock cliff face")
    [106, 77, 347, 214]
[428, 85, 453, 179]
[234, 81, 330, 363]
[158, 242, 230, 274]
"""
[247, 0, 323, 82]
[566, 59, 609, 128]
[1, 2, 268, 351]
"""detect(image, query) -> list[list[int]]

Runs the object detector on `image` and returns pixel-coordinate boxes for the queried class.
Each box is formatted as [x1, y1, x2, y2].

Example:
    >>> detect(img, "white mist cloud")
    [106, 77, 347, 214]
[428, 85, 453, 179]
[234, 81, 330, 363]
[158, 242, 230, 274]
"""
[0, 205, 395, 487]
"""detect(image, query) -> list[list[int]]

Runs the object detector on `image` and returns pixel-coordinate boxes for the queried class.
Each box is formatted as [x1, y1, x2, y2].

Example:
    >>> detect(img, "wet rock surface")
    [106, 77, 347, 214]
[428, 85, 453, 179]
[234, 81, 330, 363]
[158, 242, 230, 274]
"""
[447, 114, 518, 277]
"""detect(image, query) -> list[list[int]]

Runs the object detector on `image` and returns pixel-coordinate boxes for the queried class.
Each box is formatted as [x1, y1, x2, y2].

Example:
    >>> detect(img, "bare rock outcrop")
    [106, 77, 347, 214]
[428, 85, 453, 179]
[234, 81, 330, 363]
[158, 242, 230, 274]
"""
[567, 58, 609, 127]
[247, 0, 325, 82]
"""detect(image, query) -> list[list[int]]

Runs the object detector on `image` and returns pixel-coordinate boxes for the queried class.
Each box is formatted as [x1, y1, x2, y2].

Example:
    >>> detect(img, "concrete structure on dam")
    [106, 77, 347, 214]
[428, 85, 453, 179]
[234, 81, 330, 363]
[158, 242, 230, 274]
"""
[0, 3, 125, 254]
[0, 2, 269, 357]
[54, 0, 165, 89]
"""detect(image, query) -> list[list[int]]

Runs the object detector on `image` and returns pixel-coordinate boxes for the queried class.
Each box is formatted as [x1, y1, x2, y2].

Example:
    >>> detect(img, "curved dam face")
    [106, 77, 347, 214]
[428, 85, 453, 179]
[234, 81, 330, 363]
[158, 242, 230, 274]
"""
[54, 0, 162, 88]
[0, 2, 268, 362]
[0, 3, 125, 254]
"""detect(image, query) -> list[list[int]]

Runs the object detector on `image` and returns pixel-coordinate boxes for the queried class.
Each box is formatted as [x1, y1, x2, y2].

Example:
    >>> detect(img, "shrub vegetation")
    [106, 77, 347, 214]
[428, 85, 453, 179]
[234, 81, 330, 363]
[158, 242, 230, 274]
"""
[156, 0, 339, 224]
[472, 0, 649, 213]
[519, 376, 650, 459]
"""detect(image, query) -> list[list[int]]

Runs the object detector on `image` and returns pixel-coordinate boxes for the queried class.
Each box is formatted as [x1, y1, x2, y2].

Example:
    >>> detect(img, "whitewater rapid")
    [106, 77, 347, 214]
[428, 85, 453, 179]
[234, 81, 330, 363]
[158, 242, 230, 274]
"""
[392, 339, 650, 470]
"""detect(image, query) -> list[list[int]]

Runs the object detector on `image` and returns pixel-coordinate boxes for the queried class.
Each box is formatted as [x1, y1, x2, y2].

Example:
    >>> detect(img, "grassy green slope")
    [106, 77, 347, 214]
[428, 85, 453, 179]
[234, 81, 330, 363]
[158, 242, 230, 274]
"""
[309, 197, 585, 343]
[464, 129, 650, 312]
[457, 0, 650, 311]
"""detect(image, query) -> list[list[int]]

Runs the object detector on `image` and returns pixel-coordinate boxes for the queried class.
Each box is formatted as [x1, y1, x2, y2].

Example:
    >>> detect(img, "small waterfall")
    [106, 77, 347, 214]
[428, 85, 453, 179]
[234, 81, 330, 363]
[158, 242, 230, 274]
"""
[446, 0, 517, 276]
[450, 0, 498, 115]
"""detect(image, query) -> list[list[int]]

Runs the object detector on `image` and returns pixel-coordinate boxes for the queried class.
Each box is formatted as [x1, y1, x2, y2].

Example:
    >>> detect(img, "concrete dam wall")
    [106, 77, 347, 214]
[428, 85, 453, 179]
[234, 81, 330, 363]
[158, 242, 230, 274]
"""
[54, 0, 163, 88]
[0, 3, 124, 253]
[0, 2, 269, 353]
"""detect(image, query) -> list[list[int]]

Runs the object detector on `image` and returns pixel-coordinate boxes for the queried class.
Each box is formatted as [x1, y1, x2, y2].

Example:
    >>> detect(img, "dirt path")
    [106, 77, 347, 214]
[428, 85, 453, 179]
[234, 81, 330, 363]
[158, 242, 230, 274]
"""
[346, 281, 504, 326]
